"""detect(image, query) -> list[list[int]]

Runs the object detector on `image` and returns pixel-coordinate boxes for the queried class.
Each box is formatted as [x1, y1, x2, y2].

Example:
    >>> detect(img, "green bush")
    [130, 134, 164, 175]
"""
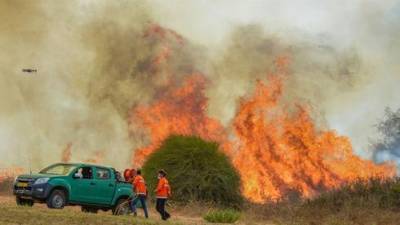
[203, 209, 241, 223]
[142, 135, 242, 207]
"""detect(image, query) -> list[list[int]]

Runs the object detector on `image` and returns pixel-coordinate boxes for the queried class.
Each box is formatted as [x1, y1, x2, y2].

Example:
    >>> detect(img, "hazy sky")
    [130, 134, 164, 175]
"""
[1, 0, 399, 170]
[148, 0, 400, 156]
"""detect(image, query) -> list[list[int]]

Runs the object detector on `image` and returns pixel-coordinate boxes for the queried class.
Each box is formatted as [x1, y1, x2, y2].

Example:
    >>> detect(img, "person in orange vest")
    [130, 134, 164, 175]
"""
[155, 169, 171, 220]
[130, 169, 148, 218]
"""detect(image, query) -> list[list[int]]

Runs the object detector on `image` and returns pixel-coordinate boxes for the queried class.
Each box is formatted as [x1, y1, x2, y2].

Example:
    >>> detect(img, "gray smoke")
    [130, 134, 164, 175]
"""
[372, 107, 400, 167]
[1, 0, 399, 172]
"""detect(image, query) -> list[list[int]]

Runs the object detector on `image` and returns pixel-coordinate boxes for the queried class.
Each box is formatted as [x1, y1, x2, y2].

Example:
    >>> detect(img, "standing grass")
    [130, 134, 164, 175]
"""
[203, 209, 241, 223]
[243, 178, 400, 225]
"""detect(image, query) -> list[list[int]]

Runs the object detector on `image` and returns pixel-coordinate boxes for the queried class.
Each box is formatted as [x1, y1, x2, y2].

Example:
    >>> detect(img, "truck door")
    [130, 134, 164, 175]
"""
[93, 167, 115, 205]
[70, 166, 97, 203]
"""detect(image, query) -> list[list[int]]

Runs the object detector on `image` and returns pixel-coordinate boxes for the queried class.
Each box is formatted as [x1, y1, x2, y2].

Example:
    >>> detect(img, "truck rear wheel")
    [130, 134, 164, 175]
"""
[81, 206, 98, 213]
[46, 190, 66, 209]
[16, 196, 34, 207]
[112, 198, 130, 215]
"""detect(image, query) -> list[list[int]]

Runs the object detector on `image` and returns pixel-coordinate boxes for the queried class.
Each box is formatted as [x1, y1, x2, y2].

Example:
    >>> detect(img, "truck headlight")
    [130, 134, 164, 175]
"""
[34, 178, 49, 185]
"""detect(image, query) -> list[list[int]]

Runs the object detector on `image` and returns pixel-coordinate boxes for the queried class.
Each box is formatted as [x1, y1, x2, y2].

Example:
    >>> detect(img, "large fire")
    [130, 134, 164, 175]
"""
[3, 24, 393, 203]
[130, 74, 229, 166]
[231, 61, 394, 202]
[129, 24, 230, 165]
[130, 25, 395, 203]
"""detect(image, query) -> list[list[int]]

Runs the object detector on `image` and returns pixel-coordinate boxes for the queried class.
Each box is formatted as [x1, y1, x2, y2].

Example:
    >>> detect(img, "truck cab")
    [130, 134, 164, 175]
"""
[13, 163, 133, 214]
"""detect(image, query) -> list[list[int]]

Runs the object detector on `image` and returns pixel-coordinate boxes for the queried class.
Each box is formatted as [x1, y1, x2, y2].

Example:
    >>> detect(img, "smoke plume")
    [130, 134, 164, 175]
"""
[0, 0, 399, 174]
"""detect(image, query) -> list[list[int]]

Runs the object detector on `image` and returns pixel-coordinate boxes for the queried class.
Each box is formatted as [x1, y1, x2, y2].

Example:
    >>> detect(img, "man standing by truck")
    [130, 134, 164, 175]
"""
[130, 169, 148, 218]
[155, 169, 171, 220]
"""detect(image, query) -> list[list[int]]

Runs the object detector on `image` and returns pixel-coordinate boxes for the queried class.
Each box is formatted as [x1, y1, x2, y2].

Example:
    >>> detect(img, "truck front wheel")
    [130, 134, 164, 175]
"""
[46, 190, 66, 209]
[16, 196, 34, 207]
[112, 198, 131, 215]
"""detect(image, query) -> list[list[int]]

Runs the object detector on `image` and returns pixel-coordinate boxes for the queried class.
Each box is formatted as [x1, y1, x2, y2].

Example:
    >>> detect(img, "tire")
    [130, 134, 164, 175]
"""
[46, 190, 66, 209]
[112, 198, 130, 215]
[16, 196, 34, 207]
[81, 206, 98, 214]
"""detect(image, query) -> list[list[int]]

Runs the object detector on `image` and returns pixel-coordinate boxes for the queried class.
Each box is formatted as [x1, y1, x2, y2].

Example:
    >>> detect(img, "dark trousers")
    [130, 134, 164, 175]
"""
[130, 194, 148, 218]
[156, 198, 170, 220]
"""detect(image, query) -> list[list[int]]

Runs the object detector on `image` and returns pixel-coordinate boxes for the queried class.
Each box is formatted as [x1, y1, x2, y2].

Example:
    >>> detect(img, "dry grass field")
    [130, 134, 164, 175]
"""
[0, 196, 174, 225]
[0, 195, 269, 225]
[0, 195, 207, 225]
[2, 178, 400, 225]
[2, 193, 400, 225]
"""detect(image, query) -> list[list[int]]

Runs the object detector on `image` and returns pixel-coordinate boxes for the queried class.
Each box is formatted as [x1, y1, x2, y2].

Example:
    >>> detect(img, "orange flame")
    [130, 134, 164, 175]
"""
[85, 150, 105, 164]
[144, 23, 184, 46]
[131, 24, 231, 166]
[130, 74, 229, 165]
[61, 143, 72, 163]
[60, 143, 104, 164]
[130, 44, 395, 202]
[231, 73, 395, 202]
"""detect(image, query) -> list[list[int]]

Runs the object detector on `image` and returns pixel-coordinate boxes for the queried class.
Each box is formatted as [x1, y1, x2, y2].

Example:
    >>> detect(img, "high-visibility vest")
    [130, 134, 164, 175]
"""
[156, 177, 171, 199]
[133, 175, 147, 195]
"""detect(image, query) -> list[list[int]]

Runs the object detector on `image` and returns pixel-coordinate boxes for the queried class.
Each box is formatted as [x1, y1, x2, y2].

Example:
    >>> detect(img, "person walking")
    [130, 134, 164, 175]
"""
[130, 169, 149, 218]
[155, 169, 171, 220]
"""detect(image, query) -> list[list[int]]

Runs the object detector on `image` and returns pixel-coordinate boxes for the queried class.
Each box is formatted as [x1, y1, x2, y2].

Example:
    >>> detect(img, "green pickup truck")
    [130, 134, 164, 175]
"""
[13, 163, 133, 214]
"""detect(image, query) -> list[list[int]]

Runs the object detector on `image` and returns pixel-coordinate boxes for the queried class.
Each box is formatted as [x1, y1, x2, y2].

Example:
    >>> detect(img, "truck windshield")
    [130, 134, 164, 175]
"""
[40, 164, 77, 175]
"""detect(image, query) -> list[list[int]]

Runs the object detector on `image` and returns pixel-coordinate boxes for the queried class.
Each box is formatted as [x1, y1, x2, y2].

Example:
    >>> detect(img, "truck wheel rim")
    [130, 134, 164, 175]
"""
[119, 206, 129, 215]
[117, 202, 130, 215]
[53, 195, 63, 208]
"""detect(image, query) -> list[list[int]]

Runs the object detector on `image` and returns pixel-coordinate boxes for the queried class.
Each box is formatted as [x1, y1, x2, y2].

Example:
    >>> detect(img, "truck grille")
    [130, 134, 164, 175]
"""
[17, 178, 35, 183]
[14, 178, 35, 191]
[14, 186, 32, 191]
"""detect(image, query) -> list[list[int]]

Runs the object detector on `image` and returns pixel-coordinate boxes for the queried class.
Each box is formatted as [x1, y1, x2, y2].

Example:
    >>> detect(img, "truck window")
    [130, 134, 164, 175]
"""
[96, 167, 110, 180]
[114, 170, 123, 182]
[40, 164, 77, 175]
[81, 167, 93, 179]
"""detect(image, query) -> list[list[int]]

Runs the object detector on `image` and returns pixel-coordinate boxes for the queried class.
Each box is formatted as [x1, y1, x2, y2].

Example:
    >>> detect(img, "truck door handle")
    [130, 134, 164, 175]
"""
[108, 184, 114, 187]
[90, 182, 96, 185]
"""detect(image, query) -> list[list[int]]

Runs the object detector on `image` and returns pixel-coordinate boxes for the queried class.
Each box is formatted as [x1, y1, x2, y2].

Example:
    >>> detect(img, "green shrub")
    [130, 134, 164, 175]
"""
[142, 135, 242, 207]
[203, 209, 241, 223]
